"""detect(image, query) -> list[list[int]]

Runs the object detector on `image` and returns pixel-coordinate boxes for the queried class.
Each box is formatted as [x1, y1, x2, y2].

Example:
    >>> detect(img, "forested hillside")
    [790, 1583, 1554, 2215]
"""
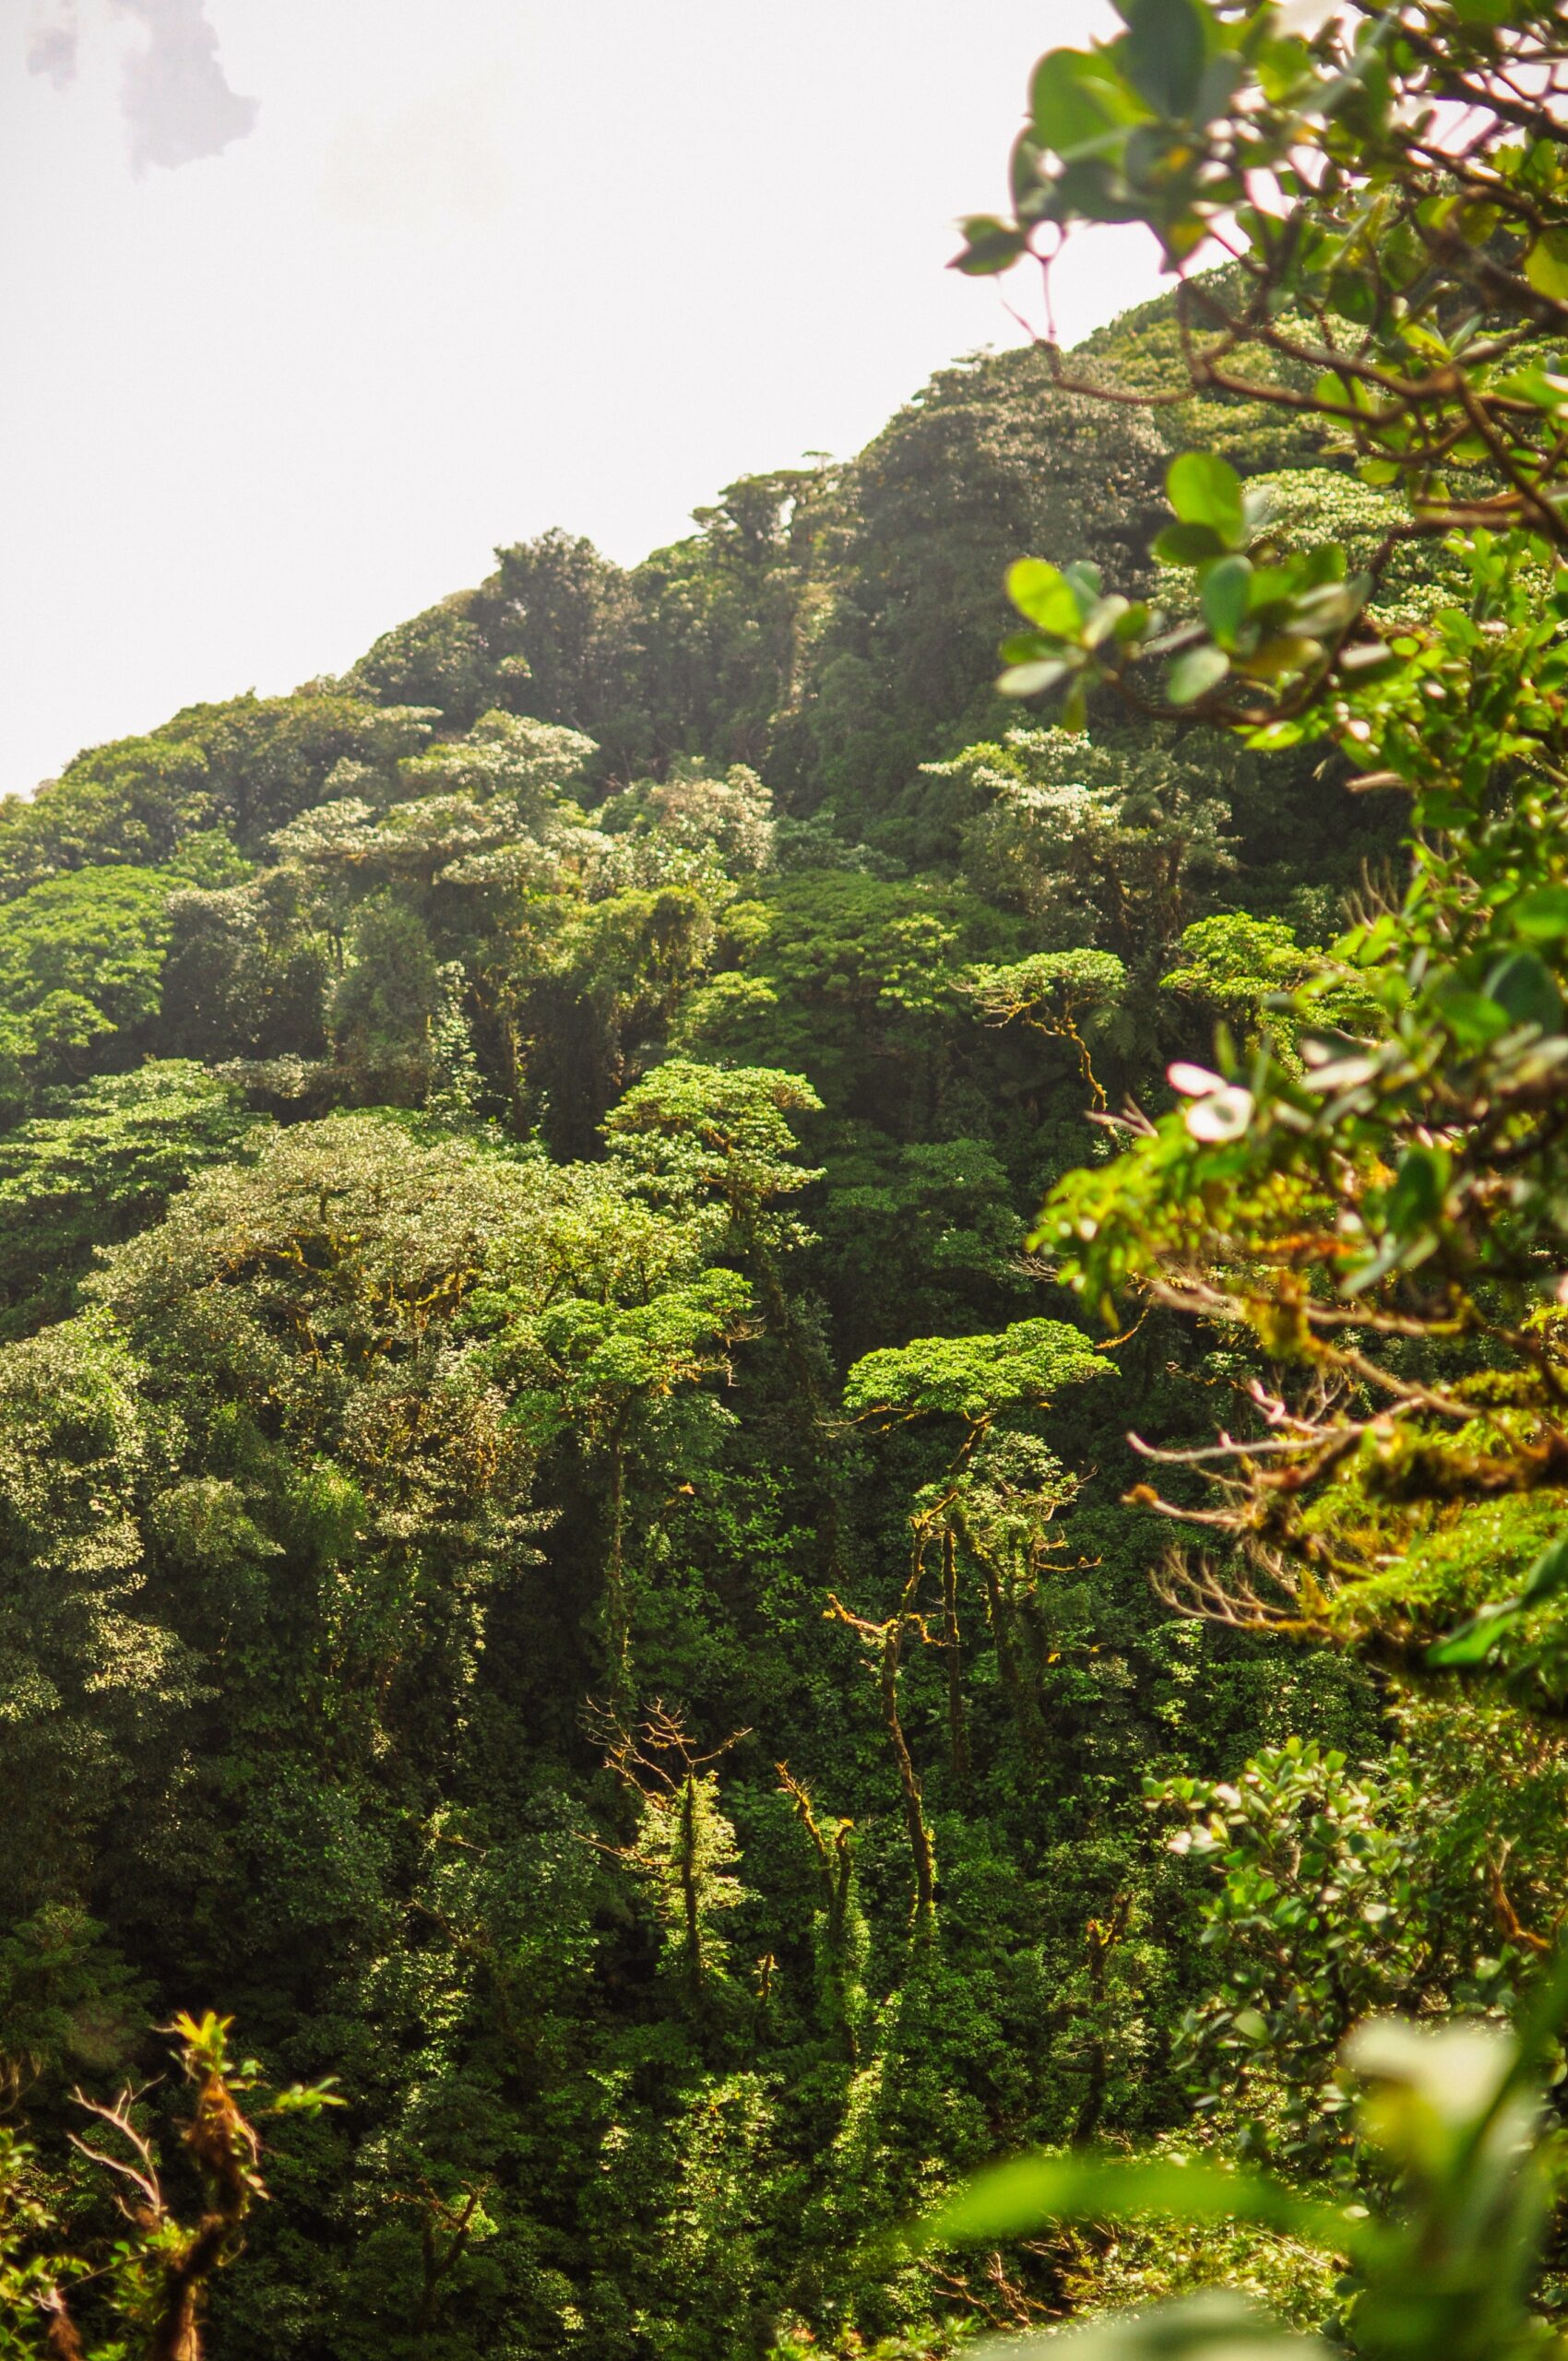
[10, 1, 1568, 2349]
[0, 308, 1380, 2358]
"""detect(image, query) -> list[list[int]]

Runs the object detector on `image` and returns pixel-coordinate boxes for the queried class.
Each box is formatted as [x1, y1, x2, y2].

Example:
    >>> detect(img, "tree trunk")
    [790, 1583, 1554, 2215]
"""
[941, 1530, 972, 1788]
[679, 1773, 705, 1993]
[879, 1620, 935, 1919]
[603, 1438, 633, 1719]
[977, 1548, 1044, 1762]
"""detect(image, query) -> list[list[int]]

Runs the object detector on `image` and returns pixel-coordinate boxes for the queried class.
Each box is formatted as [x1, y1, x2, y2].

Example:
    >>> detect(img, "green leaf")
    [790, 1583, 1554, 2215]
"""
[1526, 230, 1568, 303]
[915, 2148, 1361, 2252]
[1425, 1541, 1568, 1671]
[999, 659, 1072, 699]
[1484, 951, 1563, 1034]
[1298, 544, 1348, 589]
[971, 2293, 1329, 2356]
[1427, 1602, 1525, 1669]
[1435, 989, 1511, 1047]
[1344, 2017, 1517, 2143]
[1194, 52, 1244, 126]
[1168, 644, 1231, 705]
[1513, 887, 1568, 943]
[1030, 49, 1121, 154]
[1006, 557, 1085, 637]
[1154, 522, 1229, 566]
[1457, 202, 1502, 245]
[1167, 452, 1246, 548]
[951, 216, 1029, 277]
[1244, 565, 1299, 612]
[1518, 1535, 1568, 1608]
[1201, 556, 1253, 648]
[1244, 632, 1322, 682]
[1117, 0, 1206, 119]
[1384, 1145, 1448, 1232]
[1009, 131, 1044, 215]
[1496, 368, 1568, 412]
[1084, 594, 1134, 647]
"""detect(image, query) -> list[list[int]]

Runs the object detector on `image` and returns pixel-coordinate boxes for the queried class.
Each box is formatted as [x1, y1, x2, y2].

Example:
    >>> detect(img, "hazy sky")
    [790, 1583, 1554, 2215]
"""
[1, 0, 1164, 801]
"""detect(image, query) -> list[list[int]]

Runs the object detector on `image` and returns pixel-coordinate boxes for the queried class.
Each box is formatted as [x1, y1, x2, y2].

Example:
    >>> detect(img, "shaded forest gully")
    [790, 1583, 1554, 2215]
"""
[11, 5, 1568, 2339]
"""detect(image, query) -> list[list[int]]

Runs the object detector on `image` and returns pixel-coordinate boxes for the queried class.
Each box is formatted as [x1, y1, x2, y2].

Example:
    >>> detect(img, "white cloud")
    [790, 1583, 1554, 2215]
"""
[114, 0, 257, 172]
[2, 0, 1163, 801]
[322, 78, 512, 229]
[25, 0, 258, 168]
[26, 0, 79, 89]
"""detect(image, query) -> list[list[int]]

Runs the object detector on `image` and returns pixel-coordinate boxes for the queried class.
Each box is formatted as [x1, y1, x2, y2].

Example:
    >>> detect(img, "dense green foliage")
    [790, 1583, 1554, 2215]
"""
[937, 0, 1568, 2353]
[11, 0, 1568, 2351]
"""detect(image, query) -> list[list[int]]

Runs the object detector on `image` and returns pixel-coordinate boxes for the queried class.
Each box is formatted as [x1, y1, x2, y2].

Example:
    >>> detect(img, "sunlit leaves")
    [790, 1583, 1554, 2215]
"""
[1007, 558, 1087, 637]
[999, 444, 1372, 721]
[1484, 951, 1562, 1036]
[963, 2293, 1328, 2356]
[1427, 1536, 1568, 1671]
[1525, 228, 1568, 303]
[914, 1950, 1568, 2356]
[602, 1057, 824, 1220]
[1513, 886, 1568, 943]
[955, 0, 1568, 619]
[1168, 453, 1246, 550]
[999, 555, 1143, 718]
[843, 1318, 1109, 1428]
[918, 2143, 1351, 2251]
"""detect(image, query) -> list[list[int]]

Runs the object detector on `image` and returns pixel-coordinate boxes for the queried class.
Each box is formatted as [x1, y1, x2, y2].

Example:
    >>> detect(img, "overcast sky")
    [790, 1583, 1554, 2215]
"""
[0, 0, 1164, 801]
